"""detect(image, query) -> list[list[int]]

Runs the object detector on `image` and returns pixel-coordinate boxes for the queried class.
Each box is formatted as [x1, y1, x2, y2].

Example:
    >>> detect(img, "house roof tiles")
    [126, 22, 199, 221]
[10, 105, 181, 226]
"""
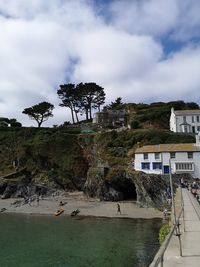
[174, 110, 200, 115]
[135, 143, 200, 153]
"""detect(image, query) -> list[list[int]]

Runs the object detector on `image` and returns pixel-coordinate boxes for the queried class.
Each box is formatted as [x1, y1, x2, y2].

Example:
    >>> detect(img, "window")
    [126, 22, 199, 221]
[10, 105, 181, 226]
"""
[188, 152, 193, 159]
[143, 153, 148, 160]
[197, 116, 199, 122]
[170, 152, 176, 159]
[141, 162, 150, 170]
[192, 116, 194, 123]
[155, 152, 160, 159]
[152, 162, 162, 170]
[197, 126, 200, 132]
[175, 163, 193, 171]
[183, 116, 186, 123]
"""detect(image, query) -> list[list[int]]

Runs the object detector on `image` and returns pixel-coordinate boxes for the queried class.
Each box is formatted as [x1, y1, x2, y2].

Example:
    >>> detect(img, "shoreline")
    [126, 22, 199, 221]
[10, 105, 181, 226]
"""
[0, 192, 163, 219]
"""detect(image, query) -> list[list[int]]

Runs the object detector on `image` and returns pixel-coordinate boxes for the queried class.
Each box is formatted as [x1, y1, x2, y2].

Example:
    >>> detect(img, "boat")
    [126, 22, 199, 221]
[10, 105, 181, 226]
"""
[71, 209, 80, 217]
[54, 208, 64, 216]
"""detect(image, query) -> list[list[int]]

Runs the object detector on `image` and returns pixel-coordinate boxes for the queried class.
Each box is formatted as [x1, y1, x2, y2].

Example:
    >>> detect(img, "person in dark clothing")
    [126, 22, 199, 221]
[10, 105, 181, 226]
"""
[36, 195, 39, 206]
[117, 203, 121, 215]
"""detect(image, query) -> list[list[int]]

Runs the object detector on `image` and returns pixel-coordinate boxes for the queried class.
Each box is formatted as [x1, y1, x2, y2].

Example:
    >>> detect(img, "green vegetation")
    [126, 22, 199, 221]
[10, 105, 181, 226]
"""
[0, 127, 88, 189]
[159, 223, 171, 245]
[22, 101, 54, 127]
[130, 120, 140, 129]
[125, 100, 199, 129]
[94, 129, 194, 167]
[57, 82, 105, 123]
[0, 117, 22, 127]
[0, 99, 198, 188]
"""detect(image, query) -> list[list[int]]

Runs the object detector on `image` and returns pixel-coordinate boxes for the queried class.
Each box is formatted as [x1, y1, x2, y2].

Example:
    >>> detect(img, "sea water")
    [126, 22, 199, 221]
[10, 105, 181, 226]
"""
[0, 214, 162, 267]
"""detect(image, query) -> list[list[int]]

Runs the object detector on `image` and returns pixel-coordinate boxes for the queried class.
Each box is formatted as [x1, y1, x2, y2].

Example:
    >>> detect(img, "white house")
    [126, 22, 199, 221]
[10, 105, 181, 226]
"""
[134, 134, 200, 178]
[170, 107, 200, 134]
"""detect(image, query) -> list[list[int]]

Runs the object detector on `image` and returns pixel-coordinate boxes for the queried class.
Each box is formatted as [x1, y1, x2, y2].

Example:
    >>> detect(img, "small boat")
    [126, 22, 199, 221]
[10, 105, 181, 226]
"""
[71, 209, 80, 217]
[54, 208, 64, 216]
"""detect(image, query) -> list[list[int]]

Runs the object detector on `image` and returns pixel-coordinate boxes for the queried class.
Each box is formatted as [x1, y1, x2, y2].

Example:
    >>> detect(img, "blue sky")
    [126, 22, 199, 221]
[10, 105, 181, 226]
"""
[0, 0, 200, 126]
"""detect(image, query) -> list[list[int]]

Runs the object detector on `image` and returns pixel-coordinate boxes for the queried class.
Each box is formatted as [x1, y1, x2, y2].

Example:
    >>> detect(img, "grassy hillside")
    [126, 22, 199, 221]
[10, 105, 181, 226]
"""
[94, 129, 195, 168]
[0, 127, 88, 189]
[125, 100, 199, 129]
[0, 100, 196, 189]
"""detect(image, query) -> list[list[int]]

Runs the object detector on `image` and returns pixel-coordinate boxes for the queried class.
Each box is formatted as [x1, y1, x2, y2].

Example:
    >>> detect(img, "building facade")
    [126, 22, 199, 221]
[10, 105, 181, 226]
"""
[170, 107, 200, 133]
[134, 134, 200, 178]
[93, 109, 126, 127]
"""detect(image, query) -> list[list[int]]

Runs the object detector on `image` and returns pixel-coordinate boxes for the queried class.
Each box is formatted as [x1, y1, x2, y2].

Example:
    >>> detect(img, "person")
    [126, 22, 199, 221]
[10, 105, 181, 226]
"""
[36, 195, 39, 206]
[163, 208, 168, 219]
[59, 201, 64, 206]
[117, 203, 121, 215]
[28, 198, 31, 206]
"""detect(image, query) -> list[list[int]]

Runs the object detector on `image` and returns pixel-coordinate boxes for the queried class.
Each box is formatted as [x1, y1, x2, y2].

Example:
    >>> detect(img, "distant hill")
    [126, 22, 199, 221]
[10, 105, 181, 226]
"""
[123, 100, 199, 130]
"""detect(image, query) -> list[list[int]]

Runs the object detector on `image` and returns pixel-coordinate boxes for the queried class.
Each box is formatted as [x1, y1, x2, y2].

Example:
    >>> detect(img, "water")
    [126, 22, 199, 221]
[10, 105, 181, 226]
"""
[0, 214, 162, 267]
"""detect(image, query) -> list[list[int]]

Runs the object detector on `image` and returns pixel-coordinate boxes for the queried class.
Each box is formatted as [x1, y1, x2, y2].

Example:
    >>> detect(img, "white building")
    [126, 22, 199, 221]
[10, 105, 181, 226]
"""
[170, 107, 200, 134]
[134, 134, 200, 178]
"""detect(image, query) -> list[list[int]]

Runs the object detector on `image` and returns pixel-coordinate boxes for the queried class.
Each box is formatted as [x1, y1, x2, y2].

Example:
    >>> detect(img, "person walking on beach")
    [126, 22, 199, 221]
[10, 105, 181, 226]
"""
[117, 203, 121, 215]
[36, 195, 39, 206]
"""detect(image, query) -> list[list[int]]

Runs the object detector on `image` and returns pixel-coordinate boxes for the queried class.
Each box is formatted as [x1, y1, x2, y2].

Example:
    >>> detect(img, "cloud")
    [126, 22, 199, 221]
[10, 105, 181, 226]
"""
[0, 0, 200, 127]
[107, 0, 200, 42]
[107, 0, 179, 37]
[72, 27, 162, 84]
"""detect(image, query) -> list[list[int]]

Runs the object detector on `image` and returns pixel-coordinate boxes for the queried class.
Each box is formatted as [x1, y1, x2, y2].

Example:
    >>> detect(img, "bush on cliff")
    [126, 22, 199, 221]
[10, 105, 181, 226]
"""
[159, 223, 171, 245]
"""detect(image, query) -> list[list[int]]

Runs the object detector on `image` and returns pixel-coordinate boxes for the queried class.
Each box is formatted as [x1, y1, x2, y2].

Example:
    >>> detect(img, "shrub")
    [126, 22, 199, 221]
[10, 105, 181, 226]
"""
[130, 120, 140, 129]
[159, 223, 171, 245]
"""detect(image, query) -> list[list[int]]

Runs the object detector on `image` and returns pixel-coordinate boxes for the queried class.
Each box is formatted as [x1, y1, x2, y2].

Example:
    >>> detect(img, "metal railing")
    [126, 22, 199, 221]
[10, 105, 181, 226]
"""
[149, 205, 183, 267]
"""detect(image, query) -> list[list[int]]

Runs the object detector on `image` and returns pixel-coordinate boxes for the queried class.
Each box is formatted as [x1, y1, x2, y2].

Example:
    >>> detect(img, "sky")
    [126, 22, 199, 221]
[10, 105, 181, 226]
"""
[0, 0, 200, 127]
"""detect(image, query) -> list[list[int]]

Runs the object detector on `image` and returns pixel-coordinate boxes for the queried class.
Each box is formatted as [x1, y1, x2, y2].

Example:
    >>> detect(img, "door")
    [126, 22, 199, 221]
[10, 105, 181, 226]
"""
[164, 165, 169, 174]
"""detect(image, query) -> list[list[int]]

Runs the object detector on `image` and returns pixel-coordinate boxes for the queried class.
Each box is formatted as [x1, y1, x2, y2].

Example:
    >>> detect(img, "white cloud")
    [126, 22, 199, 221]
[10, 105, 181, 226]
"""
[107, 0, 200, 41]
[107, 0, 179, 37]
[0, 0, 200, 126]
[73, 27, 162, 84]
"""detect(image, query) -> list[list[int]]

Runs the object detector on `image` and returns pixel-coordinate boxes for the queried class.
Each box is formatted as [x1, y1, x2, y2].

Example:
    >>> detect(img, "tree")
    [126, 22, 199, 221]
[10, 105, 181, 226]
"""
[77, 82, 105, 120]
[22, 102, 54, 127]
[57, 82, 105, 123]
[0, 117, 10, 125]
[105, 97, 124, 110]
[9, 118, 22, 127]
[57, 84, 79, 124]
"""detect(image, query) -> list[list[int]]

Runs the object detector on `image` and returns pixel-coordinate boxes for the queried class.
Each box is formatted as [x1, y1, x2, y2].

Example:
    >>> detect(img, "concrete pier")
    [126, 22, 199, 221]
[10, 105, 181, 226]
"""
[163, 189, 200, 266]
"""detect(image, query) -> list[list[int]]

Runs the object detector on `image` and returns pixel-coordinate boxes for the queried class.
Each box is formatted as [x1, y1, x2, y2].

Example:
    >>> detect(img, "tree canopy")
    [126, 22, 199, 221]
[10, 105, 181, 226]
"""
[105, 97, 124, 110]
[22, 101, 54, 127]
[57, 82, 105, 123]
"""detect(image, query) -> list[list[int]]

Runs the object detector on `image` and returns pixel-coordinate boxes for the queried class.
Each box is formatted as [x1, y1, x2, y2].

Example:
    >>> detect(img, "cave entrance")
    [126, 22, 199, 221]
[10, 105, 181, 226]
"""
[118, 179, 137, 200]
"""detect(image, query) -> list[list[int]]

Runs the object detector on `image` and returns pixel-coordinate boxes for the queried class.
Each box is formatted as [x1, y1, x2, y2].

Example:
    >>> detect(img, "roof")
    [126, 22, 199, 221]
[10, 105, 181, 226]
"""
[174, 110, 200, 115]
[81, 129, 95, 133]
[135, 143, 200, 153]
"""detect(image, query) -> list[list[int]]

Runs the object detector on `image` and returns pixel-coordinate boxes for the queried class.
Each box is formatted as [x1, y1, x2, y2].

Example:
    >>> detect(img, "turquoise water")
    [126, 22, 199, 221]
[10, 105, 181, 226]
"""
[0, 214, 162, 267]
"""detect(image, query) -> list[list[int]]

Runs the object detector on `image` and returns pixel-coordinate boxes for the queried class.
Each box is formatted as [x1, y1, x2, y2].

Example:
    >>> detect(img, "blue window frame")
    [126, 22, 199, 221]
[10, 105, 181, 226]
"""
[141, 162, 150, 170]
[152, 162, 162, 170]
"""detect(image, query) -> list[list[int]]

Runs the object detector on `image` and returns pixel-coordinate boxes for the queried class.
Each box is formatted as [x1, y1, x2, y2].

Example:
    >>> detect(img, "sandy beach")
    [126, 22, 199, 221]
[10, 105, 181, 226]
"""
[0, 191, 162, 219]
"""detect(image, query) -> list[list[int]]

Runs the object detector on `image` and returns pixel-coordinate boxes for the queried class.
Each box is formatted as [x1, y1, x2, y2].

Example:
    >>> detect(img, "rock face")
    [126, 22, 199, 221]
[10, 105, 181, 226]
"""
[0, 128, 194, 209]
[84, 167, 136, 201]
[84, 167, 192, 209]
[0, 170, 61, 199]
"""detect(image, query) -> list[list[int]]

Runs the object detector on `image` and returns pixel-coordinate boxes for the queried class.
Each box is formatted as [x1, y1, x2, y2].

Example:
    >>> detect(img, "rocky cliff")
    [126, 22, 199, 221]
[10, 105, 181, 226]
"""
[0, 127, 194, 208]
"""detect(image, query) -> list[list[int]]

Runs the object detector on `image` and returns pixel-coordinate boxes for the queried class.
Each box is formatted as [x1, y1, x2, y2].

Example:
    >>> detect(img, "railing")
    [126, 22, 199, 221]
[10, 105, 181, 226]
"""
[149, 201, 183, 267]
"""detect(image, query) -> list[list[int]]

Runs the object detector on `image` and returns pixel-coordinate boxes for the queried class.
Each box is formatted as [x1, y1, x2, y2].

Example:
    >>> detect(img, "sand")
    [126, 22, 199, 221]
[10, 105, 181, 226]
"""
[0, 191, 163, 219]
